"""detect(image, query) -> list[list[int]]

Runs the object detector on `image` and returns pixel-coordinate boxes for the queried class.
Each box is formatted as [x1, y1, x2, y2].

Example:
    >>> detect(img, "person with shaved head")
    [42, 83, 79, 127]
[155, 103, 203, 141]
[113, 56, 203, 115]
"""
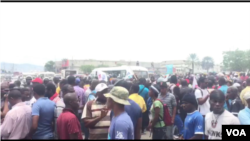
[1, 90, 32, 139]
[57, 93, 82, 139]
[226, 86, 244, 117]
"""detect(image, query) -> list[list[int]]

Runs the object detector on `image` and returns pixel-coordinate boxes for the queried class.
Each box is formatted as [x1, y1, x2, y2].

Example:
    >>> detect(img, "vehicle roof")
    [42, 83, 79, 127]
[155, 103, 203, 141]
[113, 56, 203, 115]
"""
[92, 66, 148, 72]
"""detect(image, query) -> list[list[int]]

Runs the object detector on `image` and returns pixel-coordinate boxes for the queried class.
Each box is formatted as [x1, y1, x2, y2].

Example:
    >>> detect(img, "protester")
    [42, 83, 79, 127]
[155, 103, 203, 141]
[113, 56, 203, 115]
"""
[205, 90, 240, 139]
[195, 77, 210, 117]
[147, 84, 166, 139]
[207, 79, 214, 94]
[68, 76, 85, 125]
[14, 80, 21, 88]
[21, 87, 36, 107]
[238, 91, 250, 125]
[53, 77, 61, 94]
[151, 76, 156, 85]
[1, 90, 32, 139]
[180, 79, 192, 99]
[181, 94, 204, 140]
[82, 83, 110, 140]
[84, 79, 99, 104]
[226, 86, 244, 117]
[113, 80, 142, 139]
[81, 79, 99, 140]
[172, 84, 184, 136]
[129, 83, 147, 113]
[240, 78, 250, 106]
[54, 84, 75, 139]
[218, 77, 229, 110]
[43, 78, 50, 86]
[57, 93, 83, 139]
[47, 83, 60, 103]
[169, 75, 178, 94]
[1, 83, 10, 119]
[227, 80, 233, 87]
[32, 77, 43, 85]
[105, 86, 134, 139]
[24, 76, 32, 87]
[138, 78, 149, 102]
[29, 84, 55, 139]
[158, 81, 177, 139]
[179, 79, 193, 122]
[59, 79, 68, 98]
[232, 82, 242, 93]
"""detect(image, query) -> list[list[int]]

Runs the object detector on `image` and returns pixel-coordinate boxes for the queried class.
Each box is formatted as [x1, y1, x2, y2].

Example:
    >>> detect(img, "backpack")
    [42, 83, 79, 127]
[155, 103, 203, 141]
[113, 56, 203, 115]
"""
[153, 99, 172, 126]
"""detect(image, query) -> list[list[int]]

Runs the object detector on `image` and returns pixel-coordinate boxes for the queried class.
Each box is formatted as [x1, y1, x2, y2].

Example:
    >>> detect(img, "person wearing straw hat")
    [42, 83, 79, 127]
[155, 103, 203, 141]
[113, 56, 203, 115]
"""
[238, 91, 250, 125]
[105, 86, 134, 139]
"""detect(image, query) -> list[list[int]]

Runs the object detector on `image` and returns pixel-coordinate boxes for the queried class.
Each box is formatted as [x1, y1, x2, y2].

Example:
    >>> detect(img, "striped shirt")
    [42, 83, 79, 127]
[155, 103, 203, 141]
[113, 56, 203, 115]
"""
[81, 100, 110, 140]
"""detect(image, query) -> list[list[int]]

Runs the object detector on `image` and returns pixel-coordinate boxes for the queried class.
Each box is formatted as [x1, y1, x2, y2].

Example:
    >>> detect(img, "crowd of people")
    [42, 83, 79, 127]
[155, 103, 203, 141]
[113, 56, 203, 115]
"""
[1, 72, 250, 140]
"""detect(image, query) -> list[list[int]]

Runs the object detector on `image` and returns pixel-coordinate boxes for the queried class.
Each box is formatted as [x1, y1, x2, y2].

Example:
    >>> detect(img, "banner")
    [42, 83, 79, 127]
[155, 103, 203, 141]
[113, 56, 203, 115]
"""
[192, 75, 198, 89]
[97, 71, 108, 82]
[166, 65, 173, 74]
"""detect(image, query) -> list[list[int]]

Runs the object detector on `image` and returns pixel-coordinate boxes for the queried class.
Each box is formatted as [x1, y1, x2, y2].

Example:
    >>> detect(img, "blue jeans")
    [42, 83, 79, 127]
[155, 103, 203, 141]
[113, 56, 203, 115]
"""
[174, 114, 184, 135]
[32, 133, 54, 139]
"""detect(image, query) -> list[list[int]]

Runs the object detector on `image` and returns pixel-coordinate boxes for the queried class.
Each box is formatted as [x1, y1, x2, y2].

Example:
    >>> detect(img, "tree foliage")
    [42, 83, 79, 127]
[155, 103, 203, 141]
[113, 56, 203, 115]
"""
[80, 65, 95, 73]
[44, 61, 55, 72]
[223, 49, 250, 71]
[97, 65, 110, 68]
[201, 56, 214, 72]
[187, 53, 199, 73]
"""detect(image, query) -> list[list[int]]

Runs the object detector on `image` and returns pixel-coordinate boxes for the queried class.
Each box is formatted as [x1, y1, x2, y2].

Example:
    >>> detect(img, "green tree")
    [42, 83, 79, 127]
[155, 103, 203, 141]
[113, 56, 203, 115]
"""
[223, 49, 249, 71]
[80, 65, 95, 73]
[201, 56, 214, 72]
[97, 65, 110, 68]
[187, 53, 199, 73]
[44, 61, 55, 72]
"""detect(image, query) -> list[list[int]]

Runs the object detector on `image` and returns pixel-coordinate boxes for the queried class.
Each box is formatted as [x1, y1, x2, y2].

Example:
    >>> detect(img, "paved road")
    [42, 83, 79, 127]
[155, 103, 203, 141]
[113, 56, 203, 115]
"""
[141, 131, 151, 139]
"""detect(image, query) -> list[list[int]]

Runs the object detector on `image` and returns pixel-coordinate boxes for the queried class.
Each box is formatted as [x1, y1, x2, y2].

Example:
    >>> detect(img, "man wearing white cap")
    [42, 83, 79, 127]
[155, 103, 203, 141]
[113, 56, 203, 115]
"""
[105, 86, 134, 139]
[82, 83, 110, 140]
[238, 91, 250, 125]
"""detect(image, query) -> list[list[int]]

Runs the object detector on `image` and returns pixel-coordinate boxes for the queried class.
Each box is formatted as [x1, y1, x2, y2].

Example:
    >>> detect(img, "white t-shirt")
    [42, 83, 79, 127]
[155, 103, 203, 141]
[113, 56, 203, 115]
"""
[205, 110, 240, 140]
[195, 89, 210, 116]
[24, 97, 36, 107]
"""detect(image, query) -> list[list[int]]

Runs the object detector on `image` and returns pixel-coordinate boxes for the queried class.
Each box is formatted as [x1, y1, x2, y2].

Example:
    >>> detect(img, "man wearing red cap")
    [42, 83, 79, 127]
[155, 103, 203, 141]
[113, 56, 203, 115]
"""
[32, 78, 43, 85]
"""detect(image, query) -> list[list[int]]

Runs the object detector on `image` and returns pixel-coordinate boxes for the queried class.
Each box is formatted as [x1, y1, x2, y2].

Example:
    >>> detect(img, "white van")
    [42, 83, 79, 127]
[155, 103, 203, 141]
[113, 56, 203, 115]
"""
[37, 72, 55, 80]
[90, 66, 149, 80]
[61, 69, 78, 79]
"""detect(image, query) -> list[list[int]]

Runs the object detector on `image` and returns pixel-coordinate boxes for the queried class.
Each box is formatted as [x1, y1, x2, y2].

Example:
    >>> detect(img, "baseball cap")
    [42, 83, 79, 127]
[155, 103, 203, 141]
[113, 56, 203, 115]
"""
[104, 86, 130, 105]
[95, 83, 108, 92]
[233, 83, 240, 87]
[75, 78, 81, 85]
[159, 81, 168, 88]
[32, 78, 43, 84]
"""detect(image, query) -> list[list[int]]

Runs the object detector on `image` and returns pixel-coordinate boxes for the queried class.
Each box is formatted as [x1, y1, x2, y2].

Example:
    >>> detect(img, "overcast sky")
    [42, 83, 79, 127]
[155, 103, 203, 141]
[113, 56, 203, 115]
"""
[1, 3, 250, 66]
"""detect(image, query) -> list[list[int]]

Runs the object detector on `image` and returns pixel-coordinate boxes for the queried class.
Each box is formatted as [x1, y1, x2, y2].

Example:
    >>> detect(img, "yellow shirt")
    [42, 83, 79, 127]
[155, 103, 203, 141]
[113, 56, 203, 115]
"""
[240, 86, 250, 106]
[56, 86, 60, 94]
[84, 84, 90, 90]
[129, 93, 147, 113]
